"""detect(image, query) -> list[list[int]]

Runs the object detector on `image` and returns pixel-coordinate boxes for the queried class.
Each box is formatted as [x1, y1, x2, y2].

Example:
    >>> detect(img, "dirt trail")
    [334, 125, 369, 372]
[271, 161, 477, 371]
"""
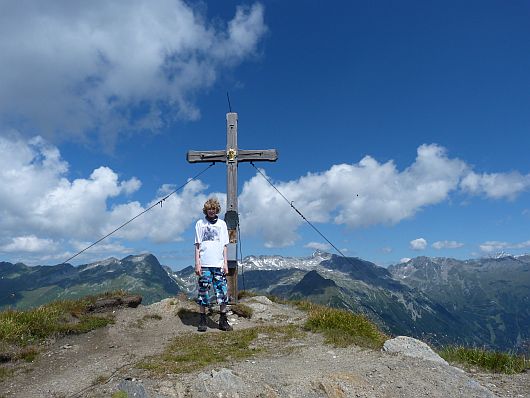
[0, 296, 528, 398]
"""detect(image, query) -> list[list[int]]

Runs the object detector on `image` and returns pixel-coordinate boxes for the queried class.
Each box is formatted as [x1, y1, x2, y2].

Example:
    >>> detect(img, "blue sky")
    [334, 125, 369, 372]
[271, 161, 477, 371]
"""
[1, 1, 529, 269]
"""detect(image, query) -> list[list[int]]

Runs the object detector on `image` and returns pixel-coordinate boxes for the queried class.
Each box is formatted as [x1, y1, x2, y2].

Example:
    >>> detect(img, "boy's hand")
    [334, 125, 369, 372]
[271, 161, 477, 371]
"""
[223, 263, 228, 275]
[195, 263, 202, 276]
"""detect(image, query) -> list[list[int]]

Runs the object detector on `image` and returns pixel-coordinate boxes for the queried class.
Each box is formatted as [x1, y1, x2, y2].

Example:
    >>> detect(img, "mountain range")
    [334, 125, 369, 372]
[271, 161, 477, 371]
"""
[0, 254, 179, 308]
[389, 255, 530, 353]
[1, 251, 528, 352]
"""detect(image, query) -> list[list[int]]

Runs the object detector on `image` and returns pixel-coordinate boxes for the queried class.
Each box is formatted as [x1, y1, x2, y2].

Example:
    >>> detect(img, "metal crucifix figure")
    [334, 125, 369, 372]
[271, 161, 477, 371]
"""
[187, 112, 278, 302]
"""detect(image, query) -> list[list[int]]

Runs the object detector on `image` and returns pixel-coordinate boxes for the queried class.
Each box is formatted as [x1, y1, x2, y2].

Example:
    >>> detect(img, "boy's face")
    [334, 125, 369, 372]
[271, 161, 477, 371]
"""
[206, 207, 217, 218]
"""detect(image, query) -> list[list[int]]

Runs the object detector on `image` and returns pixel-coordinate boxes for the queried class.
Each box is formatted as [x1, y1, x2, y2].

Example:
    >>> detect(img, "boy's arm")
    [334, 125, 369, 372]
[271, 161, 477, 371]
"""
[222, 245, 228, 275]
[195, 243, 202, 276]
[222, 221, 229, 274]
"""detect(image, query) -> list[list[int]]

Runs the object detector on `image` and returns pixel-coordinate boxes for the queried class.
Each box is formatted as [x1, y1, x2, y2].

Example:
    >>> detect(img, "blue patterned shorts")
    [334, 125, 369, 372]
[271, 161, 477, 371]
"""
[196, 268, 229, 307]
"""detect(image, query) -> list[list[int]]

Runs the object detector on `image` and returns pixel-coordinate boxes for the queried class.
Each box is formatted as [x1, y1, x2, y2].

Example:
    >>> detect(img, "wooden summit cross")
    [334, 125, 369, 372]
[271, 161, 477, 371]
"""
[187, 112, 278, 302]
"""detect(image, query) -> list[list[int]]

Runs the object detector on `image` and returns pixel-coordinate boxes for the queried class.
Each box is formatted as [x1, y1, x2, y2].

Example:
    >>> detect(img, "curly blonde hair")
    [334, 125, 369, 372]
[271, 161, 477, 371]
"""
[203, 197, 221, 215]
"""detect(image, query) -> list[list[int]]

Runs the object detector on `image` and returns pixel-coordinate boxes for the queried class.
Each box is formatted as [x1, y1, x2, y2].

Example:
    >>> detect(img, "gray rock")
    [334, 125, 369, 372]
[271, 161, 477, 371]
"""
[248, 296, 273, 305]
[117, 378, 148, 397]
[245, 296, 279, 322]
[193, 368, 251, 397]
[383, 336, 448, 365]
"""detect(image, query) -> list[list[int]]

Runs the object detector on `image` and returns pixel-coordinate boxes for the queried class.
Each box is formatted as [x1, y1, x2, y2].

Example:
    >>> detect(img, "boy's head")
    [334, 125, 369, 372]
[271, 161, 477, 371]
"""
[203, 197, 221, 216]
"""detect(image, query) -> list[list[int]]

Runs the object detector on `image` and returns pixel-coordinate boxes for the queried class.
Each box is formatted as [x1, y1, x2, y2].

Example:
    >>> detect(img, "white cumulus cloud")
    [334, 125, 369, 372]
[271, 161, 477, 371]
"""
[0, 235, 58, 253]
[410, 238, 427, 251]
[0, 1, 267, 147]
[460, 171, 530, 200]
[479, 240, 530, 253]
[304, 242, 331, 251]
[432, 240, 464, 250]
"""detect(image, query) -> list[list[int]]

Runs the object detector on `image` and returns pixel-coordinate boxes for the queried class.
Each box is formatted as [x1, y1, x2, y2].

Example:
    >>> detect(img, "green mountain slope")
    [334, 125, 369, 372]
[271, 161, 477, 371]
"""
[0, 254, 180, 309]
[389, 256, 530, 351]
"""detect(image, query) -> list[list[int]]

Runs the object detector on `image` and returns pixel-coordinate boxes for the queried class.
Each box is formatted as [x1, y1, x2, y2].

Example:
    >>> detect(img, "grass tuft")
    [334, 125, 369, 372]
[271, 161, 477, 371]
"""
[144, 314, 163, 321]
[0, 366, 13, 381]
[299, 302, 388, 349]
[138, 324, 304, 375]
[230, 303, 253, 319]
[94, 374, 110, 385]
[18, 346, 39, 362]
[237, 290, 258, 300]
[438, 346, 529, 374]
[0, 301, 114, 347]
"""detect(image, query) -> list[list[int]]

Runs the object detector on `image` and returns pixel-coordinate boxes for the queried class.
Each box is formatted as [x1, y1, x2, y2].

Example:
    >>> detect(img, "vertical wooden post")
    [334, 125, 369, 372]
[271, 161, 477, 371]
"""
[225, 113, 238, 302]
[226, 113, 238, 213]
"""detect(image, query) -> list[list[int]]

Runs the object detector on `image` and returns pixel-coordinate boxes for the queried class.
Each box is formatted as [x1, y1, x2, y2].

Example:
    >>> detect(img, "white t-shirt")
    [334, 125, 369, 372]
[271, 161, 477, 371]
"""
[195, 218, 229, 267]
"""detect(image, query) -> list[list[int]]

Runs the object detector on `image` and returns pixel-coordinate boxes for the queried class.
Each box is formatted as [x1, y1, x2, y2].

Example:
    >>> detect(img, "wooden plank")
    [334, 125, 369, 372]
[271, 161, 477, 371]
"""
[226, 113, 237, 148]
[187, 150, 226, 163]
[238, 149, 278, 162]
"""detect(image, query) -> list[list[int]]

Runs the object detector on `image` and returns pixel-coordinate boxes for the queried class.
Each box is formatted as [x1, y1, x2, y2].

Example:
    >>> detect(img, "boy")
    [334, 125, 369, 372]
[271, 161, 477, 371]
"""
[194, 197, 232, 332]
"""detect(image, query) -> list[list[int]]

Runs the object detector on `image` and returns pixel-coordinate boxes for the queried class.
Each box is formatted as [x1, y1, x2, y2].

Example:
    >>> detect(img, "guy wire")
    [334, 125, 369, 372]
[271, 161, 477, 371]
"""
[237, 222, 246, 292]
[226, 92, 232, 113]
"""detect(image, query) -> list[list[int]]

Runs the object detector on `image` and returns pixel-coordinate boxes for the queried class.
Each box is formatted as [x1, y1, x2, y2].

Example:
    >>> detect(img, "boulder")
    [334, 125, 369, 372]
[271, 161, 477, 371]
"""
[383, 336, 448, 365]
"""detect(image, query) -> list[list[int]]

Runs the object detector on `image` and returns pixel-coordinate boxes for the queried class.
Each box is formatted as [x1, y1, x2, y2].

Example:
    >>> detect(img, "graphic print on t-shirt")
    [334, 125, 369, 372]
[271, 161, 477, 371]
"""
[202, 225, 219, 242]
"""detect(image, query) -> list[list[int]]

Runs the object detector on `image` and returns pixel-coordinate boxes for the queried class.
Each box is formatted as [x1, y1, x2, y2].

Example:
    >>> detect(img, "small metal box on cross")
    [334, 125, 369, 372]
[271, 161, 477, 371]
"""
[187, 112, 278, 302]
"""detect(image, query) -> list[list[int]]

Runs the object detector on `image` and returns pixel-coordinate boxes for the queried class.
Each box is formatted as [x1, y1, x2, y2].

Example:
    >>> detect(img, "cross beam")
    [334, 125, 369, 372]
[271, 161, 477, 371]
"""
[187, 149, 278, 163]
[187, 112, 278, 302]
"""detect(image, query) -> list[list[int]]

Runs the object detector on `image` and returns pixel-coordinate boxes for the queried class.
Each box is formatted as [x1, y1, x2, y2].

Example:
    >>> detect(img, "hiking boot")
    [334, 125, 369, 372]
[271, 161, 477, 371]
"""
[218, 312, 233, 331]
[198, 313, 207, 332]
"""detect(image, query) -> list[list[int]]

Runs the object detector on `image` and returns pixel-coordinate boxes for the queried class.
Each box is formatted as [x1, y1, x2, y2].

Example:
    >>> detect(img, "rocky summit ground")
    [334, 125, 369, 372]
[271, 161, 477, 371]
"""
[0, 296, 528, 398]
